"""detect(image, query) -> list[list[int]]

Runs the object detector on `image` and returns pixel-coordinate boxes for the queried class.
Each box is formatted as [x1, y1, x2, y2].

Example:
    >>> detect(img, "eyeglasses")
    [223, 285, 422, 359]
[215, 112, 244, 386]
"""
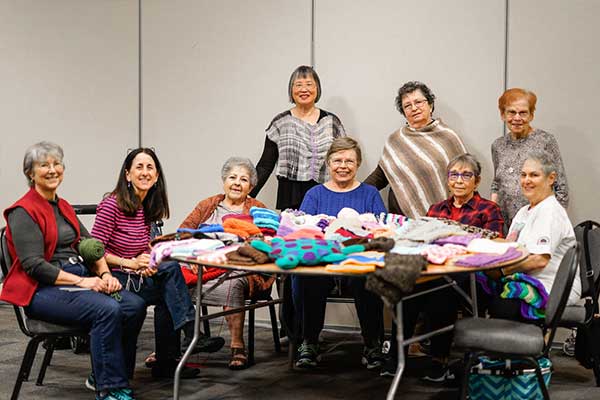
[37, 161, 64, 171]
[402, 99, 428, 111]
[330, 159, 357, 167]
[293, 82, 316, 89]
[504, 110, 530, 118]
[448, 171, 475, 181]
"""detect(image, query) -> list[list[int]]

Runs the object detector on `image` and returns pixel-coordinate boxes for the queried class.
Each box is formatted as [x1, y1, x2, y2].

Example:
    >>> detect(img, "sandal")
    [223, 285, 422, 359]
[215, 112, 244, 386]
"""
[145, 351, 157, 368]
[228, 347, 249, 370]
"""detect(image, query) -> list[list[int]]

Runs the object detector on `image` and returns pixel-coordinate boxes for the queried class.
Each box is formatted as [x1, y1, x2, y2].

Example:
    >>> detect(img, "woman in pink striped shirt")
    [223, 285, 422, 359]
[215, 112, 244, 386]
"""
[91, 148, 224, 380]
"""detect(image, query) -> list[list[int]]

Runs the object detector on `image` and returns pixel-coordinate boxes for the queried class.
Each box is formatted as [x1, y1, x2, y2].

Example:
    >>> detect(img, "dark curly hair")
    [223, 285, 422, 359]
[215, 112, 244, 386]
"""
[395, 81, 436, 117]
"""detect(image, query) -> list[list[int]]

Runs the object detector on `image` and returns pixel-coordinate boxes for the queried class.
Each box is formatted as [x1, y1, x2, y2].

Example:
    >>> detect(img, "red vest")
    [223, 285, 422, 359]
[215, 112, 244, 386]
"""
[1, 188, 80, 306]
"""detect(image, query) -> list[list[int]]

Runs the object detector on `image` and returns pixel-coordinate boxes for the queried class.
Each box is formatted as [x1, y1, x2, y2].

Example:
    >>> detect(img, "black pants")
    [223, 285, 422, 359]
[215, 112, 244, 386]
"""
[390, 279, 460, 360]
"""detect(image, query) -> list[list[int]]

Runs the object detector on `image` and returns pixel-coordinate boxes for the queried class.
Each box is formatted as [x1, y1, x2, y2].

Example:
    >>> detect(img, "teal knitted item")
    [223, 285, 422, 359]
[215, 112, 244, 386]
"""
[78, 238, 105, 265]
[251, 238, 363, 269]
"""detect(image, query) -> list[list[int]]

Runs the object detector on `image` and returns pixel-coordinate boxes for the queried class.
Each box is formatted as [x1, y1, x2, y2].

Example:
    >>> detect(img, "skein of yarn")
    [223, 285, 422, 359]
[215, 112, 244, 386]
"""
[78, 238, 105, 265]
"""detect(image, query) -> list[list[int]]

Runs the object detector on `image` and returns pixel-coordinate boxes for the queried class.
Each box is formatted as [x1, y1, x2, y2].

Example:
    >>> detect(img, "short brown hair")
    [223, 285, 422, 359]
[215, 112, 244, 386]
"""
[498, 88, 537, 113]
[326, 137, 362, 166]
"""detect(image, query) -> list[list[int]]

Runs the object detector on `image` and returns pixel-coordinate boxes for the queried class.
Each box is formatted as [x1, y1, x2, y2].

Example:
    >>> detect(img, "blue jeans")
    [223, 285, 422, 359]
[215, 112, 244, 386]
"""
[113, 260, 195, 364]
[291, 275, 384, 346]
[26, 262, 146, 391]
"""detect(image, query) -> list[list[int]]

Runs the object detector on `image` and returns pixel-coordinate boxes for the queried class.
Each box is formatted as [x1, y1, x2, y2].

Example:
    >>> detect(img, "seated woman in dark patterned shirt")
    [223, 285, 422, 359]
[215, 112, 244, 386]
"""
[427, 153, 504, 235]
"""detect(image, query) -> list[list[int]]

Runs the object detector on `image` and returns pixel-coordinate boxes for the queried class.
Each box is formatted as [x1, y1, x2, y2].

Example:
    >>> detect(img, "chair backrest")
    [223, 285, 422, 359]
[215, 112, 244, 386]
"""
[574, 221, 600, 299]
[544, 243, 580, 348]
[0, 227, 11, 279]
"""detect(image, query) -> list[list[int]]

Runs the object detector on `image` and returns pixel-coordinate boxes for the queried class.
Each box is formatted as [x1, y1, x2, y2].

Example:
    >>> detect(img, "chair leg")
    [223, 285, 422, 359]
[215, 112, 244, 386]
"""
[201, 306, 211, 336]
[248, 306, 255, 366]
[36, 339, 55, 386]
[268, 303, 281, 353]
[592, 355, 600, 387]
[12, 338, 41, 400]
[527, 357, 550, 400]
[459, 352, 476, 400]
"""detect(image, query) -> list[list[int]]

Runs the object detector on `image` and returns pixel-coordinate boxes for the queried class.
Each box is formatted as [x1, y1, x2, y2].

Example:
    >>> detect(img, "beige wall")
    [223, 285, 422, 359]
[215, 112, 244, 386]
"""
[0, 0, 139, 212]
[2, 0, 599, 326]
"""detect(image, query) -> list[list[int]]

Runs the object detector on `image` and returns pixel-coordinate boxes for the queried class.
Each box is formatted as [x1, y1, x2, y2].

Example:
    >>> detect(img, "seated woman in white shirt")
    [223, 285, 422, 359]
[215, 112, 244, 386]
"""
[485, 149, 580, 321]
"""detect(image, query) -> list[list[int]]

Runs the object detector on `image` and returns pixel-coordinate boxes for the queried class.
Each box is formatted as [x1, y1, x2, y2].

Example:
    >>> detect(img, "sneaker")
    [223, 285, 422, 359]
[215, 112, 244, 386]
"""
[181, 334, 225, 354]
[361, 345, 385, 370]
[295, 342, 320, 368]
[85, 373, 96, 391]
[421, 361, 455, 383]
[563, 328, 577, 357]
[380, 356, 397, 377]
[95, 387, 135, 400]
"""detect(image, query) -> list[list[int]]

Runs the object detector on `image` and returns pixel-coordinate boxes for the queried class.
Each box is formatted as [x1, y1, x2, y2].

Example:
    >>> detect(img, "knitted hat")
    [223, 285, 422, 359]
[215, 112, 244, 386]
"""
[223, 218, 261, 239]
[222, 214, 254, 223]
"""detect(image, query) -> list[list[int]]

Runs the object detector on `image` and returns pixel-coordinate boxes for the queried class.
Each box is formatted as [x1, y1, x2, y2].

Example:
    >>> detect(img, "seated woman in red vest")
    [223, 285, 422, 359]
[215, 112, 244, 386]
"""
[1, 142, 146, 400]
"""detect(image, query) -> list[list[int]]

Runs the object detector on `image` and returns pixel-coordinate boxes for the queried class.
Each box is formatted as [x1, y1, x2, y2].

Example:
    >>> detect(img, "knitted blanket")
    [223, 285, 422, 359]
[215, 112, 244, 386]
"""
[477, 272, 549, 320]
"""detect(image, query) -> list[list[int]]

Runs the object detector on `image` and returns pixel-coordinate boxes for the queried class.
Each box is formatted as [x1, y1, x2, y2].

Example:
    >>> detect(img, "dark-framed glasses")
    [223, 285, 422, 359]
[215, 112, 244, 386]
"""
[448, 171, 475, 181]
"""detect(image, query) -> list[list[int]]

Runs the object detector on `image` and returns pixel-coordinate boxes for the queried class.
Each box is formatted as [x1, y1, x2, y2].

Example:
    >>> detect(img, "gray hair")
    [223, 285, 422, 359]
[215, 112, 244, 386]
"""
[395, 81, 436, 117]
[221, 157, 258, 187]
[524, 149, 557, 176]
[287, 65, 322, 104]
[447, 153, 482, 177]
[23, 141, 64, 186]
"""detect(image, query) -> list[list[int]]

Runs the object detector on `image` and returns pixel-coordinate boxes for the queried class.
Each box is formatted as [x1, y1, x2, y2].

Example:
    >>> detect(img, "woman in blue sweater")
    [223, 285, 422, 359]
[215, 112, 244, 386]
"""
[293, 137, 386, 370]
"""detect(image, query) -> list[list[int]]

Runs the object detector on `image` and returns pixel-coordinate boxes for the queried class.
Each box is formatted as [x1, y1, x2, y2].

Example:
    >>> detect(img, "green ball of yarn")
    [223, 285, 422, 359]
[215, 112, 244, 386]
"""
[78, 238, 105, 265]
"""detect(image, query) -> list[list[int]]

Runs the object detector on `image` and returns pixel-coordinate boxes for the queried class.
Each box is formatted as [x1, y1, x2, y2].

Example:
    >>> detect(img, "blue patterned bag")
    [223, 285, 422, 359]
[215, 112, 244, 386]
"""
[468, 357, 552, 400]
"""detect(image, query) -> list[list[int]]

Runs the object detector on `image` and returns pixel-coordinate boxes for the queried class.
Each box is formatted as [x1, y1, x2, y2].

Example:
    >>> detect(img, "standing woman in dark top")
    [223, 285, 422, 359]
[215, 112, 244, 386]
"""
[250, 65, 346, 210]
[1, 142, 146, 400]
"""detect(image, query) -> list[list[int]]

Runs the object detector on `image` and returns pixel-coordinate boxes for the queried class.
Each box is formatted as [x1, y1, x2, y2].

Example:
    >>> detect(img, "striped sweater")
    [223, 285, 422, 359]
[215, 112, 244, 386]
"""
[91, 195, 150, 259]
[378, 119, 466, 218]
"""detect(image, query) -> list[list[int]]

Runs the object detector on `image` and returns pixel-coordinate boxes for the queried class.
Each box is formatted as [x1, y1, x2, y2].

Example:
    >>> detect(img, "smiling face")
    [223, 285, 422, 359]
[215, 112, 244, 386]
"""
[520, 159, 556, 206]
[125, 152, 159, 199]
[501, 97, 534, 138]
[401, 89, 433, 129]
[447, 162, 479, 201]
[222, 165, 252, 204]
[30, 156, 64, 199]
[328, 149, 359, 186]
[291, 75, 318, 107]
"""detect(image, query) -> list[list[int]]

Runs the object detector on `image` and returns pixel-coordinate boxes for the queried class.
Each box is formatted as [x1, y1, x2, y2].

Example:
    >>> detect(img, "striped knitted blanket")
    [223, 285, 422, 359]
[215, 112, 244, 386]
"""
[476, 272, 549, 320]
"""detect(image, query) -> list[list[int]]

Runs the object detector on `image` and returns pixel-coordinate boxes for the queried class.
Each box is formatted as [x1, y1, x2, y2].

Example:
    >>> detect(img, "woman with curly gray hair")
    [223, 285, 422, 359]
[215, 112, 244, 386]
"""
[365, 81, 466, 218]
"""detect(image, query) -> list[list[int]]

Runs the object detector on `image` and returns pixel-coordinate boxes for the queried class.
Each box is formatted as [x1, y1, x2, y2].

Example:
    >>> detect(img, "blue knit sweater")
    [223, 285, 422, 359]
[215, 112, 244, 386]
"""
[299, 183, 386, 216]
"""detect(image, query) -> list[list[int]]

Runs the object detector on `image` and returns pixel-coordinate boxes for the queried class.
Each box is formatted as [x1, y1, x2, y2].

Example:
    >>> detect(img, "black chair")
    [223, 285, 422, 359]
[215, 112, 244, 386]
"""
[453, 243, 580, 400]
[1, 227, 88, 400]
[560, 221, 600, 385]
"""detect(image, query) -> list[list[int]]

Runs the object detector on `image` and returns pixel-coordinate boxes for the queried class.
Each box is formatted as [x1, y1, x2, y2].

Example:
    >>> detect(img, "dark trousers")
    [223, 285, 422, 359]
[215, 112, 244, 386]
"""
[113, 260, 195, 364]
[390, 279, 459, 360]
[26, 262, 146, 392]
[291, 275, 384, 346]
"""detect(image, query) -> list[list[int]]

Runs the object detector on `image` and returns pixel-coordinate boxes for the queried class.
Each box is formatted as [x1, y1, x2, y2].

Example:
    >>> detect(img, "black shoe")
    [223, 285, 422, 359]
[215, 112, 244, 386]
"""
[182, 334, 225, 354]
[380, 356, 397, 377]
[361, 345, 385, 370]
[151, 362, 200, 379]
[421, 361, 455, 383]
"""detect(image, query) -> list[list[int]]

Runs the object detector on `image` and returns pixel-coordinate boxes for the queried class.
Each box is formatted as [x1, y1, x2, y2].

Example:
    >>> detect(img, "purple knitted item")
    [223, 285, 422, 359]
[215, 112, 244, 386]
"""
[455, 247, 522, 267]
[433, 233, 481, 247]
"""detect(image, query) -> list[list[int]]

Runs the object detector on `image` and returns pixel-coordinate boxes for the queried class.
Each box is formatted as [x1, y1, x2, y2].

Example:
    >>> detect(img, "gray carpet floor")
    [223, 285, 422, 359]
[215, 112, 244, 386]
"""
[0, 303, 598, 400]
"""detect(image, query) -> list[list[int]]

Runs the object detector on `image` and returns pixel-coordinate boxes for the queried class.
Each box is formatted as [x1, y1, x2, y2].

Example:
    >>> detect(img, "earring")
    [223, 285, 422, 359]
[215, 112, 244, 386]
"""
[127, 181, 131, 189]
